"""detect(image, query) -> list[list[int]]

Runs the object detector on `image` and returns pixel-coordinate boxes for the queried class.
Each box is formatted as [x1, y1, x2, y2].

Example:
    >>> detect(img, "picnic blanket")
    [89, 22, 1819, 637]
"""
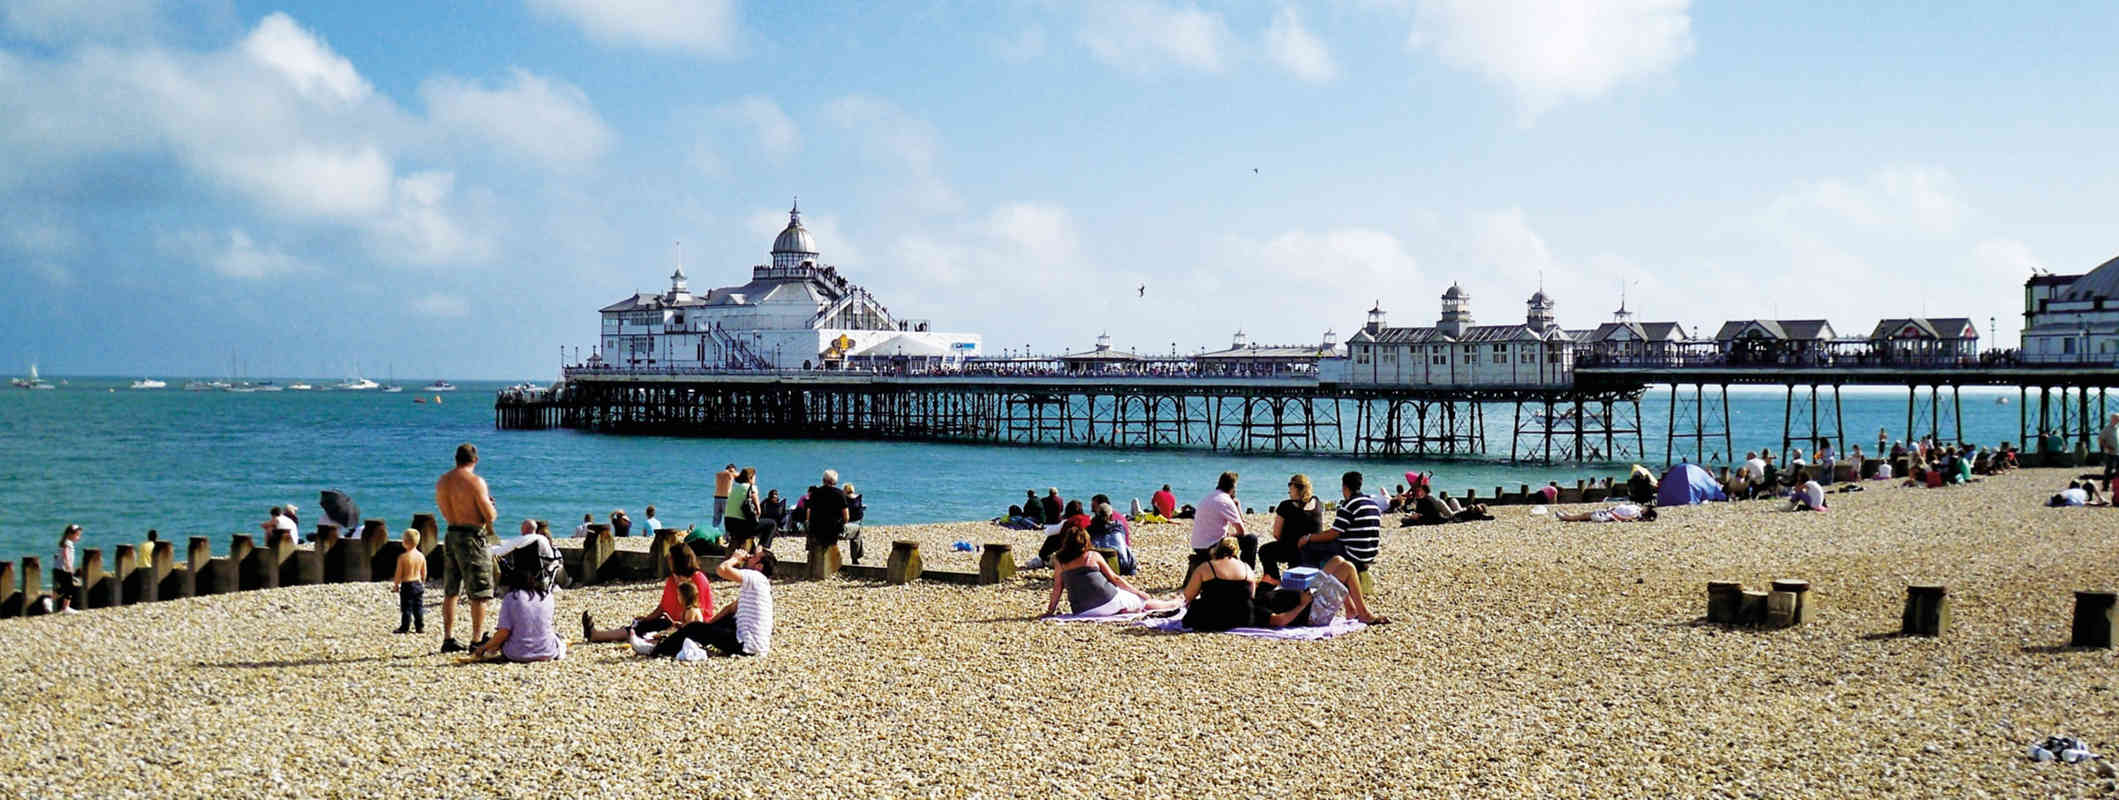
[1135, 616, 1369, 640]
[1042, 610, 1160, 624]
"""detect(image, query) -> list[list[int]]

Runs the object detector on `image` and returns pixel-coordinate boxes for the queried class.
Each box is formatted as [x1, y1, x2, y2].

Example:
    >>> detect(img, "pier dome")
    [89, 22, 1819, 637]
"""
[771, 201, 819, 268]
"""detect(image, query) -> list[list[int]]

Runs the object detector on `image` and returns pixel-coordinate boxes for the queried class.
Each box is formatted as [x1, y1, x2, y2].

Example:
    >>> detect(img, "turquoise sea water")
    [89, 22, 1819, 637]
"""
[0, 378, 2042, 574]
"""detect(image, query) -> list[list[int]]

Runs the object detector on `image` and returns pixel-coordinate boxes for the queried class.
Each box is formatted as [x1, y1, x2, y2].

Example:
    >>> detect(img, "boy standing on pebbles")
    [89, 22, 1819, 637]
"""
[435, 443, 499, 654]
[391, 529, 428, 634]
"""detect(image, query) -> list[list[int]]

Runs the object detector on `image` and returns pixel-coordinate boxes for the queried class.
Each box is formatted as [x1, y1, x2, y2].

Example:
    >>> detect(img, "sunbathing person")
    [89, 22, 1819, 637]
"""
[1258, 557, 1388, 627]
[582, 545, 712, 644]
[1784, 469, 1826, 511]
[1178, 536, 1258, 632]
[1555, 503, 1658, 522]
[1039, 524, 1178, 617]
[1404, 484, 1491, 525]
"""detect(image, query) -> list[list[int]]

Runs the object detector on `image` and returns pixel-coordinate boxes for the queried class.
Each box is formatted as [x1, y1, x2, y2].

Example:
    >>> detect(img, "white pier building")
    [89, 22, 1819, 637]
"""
[592, 203, 982, 371]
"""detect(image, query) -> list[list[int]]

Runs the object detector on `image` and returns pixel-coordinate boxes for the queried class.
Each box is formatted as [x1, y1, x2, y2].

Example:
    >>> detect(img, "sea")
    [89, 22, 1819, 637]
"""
[0, 377, 2047, 569]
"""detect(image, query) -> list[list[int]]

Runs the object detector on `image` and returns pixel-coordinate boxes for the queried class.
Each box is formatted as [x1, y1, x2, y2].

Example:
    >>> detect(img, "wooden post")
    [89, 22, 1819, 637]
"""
[1738, 590, 1768, 626]
[79, 548, 109, 609]
[1706, 581, 1743, 624]
[298, 528, 331, 586]
[17, 557, 42, 616]
[232, 534, 267, 591]
[805, 540, 843, 580]
[885, 540, 923, 585]
[412, 513, 441, 560]
[582, 526, 615, 584]
[977, 543, 1015, 585]
[0, 561, 17, 618]
[1766, 590, 1798, 629]
[265, 530, 298, 587]
[116, 544, 154, 605]
[650, 529, 679, 579]
[1901, 584, 1948, 636]
[153, 540, 187, 600]
[2070, 591, 2118, 648]
[362, 521, 392, 582]
[1772, 579, 1813, 625]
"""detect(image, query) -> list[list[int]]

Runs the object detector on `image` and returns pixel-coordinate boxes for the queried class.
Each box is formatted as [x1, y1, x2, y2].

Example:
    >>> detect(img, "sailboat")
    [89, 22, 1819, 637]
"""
[380, 364, 404, 393]
[129, 378, 167, 389]
[14, 362, 54, 390]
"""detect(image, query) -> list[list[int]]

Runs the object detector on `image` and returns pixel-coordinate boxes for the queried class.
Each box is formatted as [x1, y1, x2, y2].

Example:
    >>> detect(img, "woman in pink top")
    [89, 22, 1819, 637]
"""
[581, 545, 713, 644]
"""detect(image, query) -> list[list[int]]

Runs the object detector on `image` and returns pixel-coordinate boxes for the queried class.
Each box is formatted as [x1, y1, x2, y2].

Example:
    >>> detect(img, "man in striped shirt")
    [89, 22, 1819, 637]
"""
[1299, 471, 1380, 572]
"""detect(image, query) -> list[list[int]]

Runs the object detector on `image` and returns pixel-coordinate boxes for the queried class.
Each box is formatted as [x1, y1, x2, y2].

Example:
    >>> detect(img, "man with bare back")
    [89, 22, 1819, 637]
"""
[435, 443, 498, 654]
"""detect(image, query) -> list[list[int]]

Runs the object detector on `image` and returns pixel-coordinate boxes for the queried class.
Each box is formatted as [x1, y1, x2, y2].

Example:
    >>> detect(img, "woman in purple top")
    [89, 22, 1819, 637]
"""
[470, 542, 565, 662]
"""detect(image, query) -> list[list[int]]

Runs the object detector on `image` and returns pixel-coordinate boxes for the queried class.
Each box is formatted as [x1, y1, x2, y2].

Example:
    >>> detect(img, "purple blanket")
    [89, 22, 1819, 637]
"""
[1042, 610, 1158, 624]
[1135, 616, 1368, 640]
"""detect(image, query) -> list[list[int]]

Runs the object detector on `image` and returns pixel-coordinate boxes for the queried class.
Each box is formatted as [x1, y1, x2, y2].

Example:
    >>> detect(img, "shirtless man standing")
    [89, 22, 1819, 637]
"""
[435, 443, 499, 654]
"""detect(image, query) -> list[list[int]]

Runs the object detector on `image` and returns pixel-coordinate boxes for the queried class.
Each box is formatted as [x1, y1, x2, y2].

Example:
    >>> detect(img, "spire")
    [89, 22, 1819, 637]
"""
[790, 196, 801, 222]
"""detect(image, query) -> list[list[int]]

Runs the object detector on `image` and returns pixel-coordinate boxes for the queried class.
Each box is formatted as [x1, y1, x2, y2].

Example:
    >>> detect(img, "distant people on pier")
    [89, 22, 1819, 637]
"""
[392, 528, 428, 634]
[50, 524, 81, 614]
[1187, 472, 1254, 571]
[435, 442, 499, 655]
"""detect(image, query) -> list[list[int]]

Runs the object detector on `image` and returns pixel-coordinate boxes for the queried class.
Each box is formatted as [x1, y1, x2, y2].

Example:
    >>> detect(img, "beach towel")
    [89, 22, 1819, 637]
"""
[1042, 610, 1159, 624]
[1135, 615, 1368, 640]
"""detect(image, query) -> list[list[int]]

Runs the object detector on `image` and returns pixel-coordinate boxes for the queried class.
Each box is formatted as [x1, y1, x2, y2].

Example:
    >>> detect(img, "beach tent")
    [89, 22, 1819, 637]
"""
[1656, 463, 1726, 506]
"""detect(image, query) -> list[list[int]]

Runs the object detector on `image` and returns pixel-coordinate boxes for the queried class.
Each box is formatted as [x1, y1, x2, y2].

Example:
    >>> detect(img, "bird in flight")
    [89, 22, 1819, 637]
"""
[1251, 168, 1259, 174]
[1137, 284, 1146, 298]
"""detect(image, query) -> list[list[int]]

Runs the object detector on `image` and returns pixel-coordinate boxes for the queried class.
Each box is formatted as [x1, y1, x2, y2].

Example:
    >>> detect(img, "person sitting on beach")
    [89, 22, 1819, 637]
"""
[1870, 459, 1894, 480]
[1152, 484, 1177, 519]
[468, 538, 565, 663]
[582, 545, 714, 646]
[1815, 439, 1836, 481]
[1041, 488, 1066, 527]
[1555, 504, 1658, 522]
[1784, 469, 1826, 512]
[1890, 440, 1908, 459]
[1725, 467, 1751, 499]
[1739, 452, 1766, 497]
[1258, 558, 1388, 628]
[1627, 465, 1660, 504]
[573, 513, 593, 538]
[1179, 536, 1259, 632]
[1404, 484, 1490, 525]
[760, 489, 791, 533]
[1040, 524, 1177, 617]
[1021, 490, 1045, 525]
[1535, 482, 1561, 505]
[392, 528, 428, 634]
[1922, 461, 1945, 488]
[1188, 472, 1255, 571]
[643, 506, 663, 535]
[261, 505, 300, 545]
[805, 470, 851, 560]
[1087, 498, 1136, 575]
[1304, 471, 1387, 575]
[1260, 474, 1325, 580]
[641, 549, 776, 657]
[609, 509, 632, 538]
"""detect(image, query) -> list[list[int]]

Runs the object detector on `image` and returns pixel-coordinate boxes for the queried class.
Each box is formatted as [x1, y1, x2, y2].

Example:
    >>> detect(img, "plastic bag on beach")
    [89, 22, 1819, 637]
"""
[674, 639, 711, 662]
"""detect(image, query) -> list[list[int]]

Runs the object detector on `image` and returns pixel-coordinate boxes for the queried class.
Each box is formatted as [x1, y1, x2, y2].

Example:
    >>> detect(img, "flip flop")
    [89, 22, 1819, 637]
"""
[1365, 616, 1394, 626]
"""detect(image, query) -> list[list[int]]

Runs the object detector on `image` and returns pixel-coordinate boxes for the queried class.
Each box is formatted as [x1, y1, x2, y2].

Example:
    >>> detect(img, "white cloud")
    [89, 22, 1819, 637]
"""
[1264, 7, 1337, 83]
[371, 171, 492, 265]
[1, 0, 161, 44]
[422, 68, 614, 170]
[1975, 239, 2046, 278]
[727, 95, 797, 159]
[824, 95, 956, 212]
[240, 12, 371, 105]
[1410, 0, 1693, 116]
[411, 292, 470, 318]
[526, 0, 740, 58]
[1078, 0, 1232, 74]
[159, 228, 313, 279]
[1764, 165, 1969, 236]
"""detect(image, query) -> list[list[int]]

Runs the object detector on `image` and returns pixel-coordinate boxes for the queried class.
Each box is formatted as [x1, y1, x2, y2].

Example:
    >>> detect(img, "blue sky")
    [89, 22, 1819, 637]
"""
[3, 0, 2114, 379]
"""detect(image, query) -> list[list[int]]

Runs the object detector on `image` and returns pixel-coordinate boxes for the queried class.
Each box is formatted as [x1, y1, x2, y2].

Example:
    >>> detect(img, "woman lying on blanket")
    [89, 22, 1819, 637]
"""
[1040, 523, 1179, 617]
[1258, 557, 1389, 628]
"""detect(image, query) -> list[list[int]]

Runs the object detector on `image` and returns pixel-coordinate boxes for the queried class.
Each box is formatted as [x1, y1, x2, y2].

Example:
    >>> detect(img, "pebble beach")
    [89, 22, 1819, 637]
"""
[3, 466, 2115, 798]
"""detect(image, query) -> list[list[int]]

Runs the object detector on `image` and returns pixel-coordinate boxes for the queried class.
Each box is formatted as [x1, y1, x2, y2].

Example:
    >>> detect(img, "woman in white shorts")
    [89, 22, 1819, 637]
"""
[1039, 522, 1181, 617]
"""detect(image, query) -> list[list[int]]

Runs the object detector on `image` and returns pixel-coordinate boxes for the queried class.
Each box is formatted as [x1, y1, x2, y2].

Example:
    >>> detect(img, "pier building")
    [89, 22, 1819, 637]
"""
[590, 203, 982, 371]
[2022, 255, 2119, 364]
[1336, 285, 1580, 386]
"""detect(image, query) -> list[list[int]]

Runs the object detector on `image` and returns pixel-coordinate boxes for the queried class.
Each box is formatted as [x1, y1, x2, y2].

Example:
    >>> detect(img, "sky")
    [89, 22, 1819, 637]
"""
[2, 0, 2115, 379]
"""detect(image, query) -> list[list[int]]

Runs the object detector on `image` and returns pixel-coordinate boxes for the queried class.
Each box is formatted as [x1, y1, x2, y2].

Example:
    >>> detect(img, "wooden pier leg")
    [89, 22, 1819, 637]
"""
[1901, 584, 1948, 636]
[977, 544, 1016, 585]
[885, 540, 923, 585]
[1665, 384, 1679, 467]
[1906, 385, 1917, 446]
[2071, 591, 2118, 648]
[1704, 579, 1741, 624]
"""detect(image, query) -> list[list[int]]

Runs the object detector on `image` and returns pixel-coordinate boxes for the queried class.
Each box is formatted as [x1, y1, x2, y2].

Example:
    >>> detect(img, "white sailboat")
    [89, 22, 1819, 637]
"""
[336, 377, 380, 391]
[287, 381, 314, 391]
[15, 362, 54, 390]
[421, 380, 458, 392]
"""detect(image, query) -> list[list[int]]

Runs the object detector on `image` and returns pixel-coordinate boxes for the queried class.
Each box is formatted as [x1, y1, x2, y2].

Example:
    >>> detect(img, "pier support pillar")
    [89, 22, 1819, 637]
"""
[1901, 584, 1949, 636]
[977, 544, 1015, 585]
[2070, 591, 2118, 649]
[885, 541, 923, 585]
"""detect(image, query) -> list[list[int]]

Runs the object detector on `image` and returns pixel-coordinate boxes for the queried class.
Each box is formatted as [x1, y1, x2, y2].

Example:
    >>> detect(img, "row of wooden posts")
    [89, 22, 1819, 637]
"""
[0, 509, 1046, 619]
[1705, 580, 2119, 647]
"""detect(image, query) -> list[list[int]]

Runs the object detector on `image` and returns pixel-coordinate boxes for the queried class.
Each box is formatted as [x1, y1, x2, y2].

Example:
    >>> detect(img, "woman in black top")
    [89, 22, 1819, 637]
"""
[1180, 536, 1258, 632]
[1259, 474, 1323, 580]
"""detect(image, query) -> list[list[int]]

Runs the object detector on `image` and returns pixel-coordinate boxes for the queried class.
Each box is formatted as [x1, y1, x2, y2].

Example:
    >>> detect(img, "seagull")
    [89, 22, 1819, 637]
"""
[1251, 168, 1259, 174]
[1137, 284, 1146, 298]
